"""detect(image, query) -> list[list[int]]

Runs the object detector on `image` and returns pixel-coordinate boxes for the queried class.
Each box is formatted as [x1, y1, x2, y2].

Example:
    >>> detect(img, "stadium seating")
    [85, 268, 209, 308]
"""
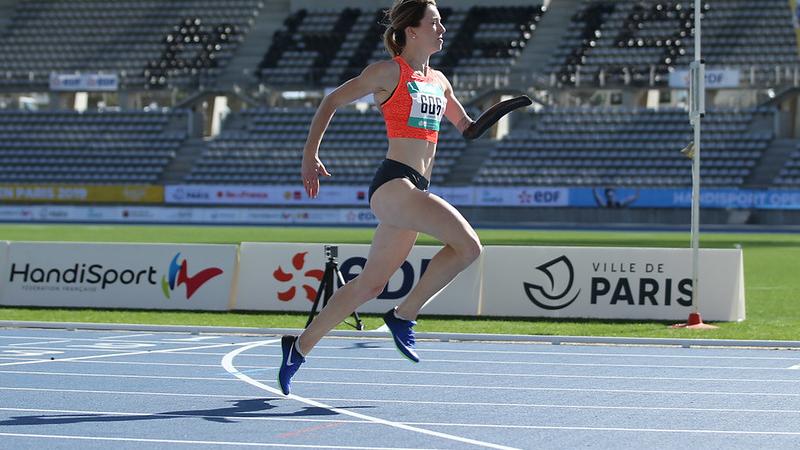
[259, 5, 545, 87]
[550, 0, 798, 87]
[0, 110, 187, 183]
[186, 106, 465, 186]
[444, 5, 544, 82]
[0, 0, 795, 197]
[0, 0, 263, 89]
[475, 106, 774, 187]
[774, 144, 800, 188]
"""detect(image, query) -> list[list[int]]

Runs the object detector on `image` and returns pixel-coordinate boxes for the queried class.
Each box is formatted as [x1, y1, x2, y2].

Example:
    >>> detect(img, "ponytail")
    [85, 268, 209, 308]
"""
[383, 26, 405, 57]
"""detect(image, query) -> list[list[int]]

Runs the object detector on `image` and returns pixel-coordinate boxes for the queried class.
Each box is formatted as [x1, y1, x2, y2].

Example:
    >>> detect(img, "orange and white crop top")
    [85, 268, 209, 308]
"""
[380, 56, 447, 144]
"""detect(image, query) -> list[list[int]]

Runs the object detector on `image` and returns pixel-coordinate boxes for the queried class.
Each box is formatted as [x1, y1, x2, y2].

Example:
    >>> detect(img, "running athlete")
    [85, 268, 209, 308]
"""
[279, 0, 530, 395]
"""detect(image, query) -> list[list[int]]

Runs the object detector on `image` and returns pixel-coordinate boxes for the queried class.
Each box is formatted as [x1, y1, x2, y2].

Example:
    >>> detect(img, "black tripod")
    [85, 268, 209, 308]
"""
[305, 245, 364, 330]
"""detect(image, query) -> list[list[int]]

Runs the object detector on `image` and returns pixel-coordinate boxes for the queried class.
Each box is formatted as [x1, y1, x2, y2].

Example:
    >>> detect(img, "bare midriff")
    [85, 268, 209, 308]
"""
[385, 137, 436, 179]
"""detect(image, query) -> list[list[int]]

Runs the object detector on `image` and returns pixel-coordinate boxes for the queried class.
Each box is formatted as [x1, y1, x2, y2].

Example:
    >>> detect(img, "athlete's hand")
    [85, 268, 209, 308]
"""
[301, 156, 332, 199]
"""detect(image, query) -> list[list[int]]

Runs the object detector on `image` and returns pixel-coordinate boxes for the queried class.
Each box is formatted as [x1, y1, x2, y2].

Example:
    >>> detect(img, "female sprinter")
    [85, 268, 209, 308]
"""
[278, 0, 530, 395]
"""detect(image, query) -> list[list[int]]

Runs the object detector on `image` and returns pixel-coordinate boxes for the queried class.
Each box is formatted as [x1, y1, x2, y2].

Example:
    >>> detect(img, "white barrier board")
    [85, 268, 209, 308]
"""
[0, 242, 237, 311]
[0, 241, 8, 305]
[481, 246, 745, 321]
[235, 242, 481, 315]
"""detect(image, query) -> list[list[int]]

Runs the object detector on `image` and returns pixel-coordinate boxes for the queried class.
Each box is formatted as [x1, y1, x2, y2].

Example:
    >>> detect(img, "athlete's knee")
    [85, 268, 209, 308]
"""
[464, 237, 483, 264]
[454, 234, 482, 267]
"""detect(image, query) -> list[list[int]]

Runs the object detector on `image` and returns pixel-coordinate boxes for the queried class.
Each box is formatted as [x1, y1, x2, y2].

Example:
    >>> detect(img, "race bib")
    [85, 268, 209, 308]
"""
[407, 81, 446, 131]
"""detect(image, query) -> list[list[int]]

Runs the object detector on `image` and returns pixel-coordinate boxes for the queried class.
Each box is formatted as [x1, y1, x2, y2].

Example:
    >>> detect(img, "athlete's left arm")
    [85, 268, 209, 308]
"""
[437, 71, 532, 140]
[437, 71, 473, 134]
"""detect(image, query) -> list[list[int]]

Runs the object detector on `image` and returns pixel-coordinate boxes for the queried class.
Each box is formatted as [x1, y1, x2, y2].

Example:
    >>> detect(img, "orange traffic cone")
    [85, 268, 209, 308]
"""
[670, 312, 718, 329]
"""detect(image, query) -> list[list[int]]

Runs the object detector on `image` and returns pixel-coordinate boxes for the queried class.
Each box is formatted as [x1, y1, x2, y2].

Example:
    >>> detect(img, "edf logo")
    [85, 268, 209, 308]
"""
[272, 253, 431, 302]
[340, 257, 430, 299]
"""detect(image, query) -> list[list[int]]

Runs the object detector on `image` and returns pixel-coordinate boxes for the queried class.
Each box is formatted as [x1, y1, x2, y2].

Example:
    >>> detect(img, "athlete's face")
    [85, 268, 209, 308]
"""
[410, 5, 445, 53]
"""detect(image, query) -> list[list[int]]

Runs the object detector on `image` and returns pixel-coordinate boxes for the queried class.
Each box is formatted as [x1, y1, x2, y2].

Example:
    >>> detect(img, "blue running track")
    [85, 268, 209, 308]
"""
[1, 327, 799, 449]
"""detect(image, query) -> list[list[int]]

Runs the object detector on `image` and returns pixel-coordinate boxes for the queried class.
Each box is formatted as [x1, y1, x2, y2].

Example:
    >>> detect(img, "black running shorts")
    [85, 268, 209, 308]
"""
[368, 159, 430, 203]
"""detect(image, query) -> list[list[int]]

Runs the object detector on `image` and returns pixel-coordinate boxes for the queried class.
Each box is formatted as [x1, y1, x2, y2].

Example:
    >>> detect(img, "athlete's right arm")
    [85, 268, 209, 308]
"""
[301, 60, 397, 199]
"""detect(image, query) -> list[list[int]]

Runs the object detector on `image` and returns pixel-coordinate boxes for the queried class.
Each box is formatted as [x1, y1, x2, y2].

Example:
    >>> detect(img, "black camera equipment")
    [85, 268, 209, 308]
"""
[305, 245, 364, 330]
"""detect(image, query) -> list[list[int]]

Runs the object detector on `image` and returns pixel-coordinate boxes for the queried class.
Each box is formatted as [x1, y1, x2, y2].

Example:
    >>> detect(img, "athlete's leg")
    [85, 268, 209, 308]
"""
[296, 222, 418, 355]
[370, 180, 482, 320]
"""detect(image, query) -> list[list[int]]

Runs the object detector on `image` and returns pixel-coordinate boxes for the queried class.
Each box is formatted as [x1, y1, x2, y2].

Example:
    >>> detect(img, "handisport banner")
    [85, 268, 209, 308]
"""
[0, 242, 236, 310]
[569, 187, 800, 210]
[0, 185, 163, 204]
[480, 246, 745, 321]
[234, 242, 482, 316]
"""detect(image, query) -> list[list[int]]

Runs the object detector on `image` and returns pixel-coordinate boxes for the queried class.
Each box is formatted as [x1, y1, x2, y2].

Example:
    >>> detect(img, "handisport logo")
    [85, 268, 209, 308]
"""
[523, 255, 581, 310]
[161, 253, 223, 300]
[273, 252, 324, 302]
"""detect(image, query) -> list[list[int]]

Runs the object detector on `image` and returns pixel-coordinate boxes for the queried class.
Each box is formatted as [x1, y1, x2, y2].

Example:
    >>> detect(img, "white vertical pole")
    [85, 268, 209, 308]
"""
[690, 0, 704, 314]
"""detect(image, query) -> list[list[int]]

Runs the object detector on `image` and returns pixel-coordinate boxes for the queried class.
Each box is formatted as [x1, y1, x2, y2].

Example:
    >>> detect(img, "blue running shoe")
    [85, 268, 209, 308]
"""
[277, 335, 305, 395]
[383, 309, 419, 363]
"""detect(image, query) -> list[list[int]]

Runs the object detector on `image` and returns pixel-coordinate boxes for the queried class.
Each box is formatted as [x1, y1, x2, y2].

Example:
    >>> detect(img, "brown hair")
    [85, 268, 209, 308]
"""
[382, 0, 436, 57]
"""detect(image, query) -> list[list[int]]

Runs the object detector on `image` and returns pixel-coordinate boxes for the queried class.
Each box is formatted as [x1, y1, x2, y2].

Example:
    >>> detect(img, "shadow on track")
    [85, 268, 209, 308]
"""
[1, 398, 374, 425]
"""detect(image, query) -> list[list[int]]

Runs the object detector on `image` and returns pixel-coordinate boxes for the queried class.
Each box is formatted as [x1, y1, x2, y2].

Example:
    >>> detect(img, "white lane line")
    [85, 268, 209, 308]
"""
[2, 342, 797, 367]
[1, 350, 62, 358]
[100, 334, 155, 340]
[8, 340, 70, 347]
[321, 346, 800, 362]
[64, 360, 227, 368]
[3, 335, 798, 361]
[51, 359, 800, 384]
[402, 422, 800, 436]
[2, 426, 800, 444]
[0, 336, 71, 341]
[0, 342, 161, 355]
[4, 369, 800, 398]
[0, 335, 239, 345]
[222, 340, 520, 450]
[311, 397, 800, 415]
[292, 366, 800, 383]
[192, 351, 800, 371]
[380, 348, 800, 362]
[0, 432, 440, 449]
[344, 346, 800, 362]
[4, 387, 800, 415]
[67, 342, 157, 350]
[2, 405, 799, 436]
[164, 336, 221, 342]
[0, 370, 233, 382]
[0, 341, 247, 367]
[291, 380, 800, 397]
[0, 387, 237, 399]
[270, 343, 800, 362]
